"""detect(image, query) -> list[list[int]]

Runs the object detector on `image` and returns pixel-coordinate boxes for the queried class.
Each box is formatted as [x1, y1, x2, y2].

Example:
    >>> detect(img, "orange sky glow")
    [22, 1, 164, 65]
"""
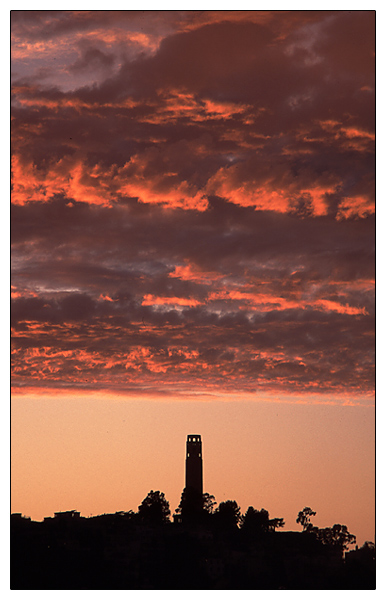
[11, 9, 375, 547]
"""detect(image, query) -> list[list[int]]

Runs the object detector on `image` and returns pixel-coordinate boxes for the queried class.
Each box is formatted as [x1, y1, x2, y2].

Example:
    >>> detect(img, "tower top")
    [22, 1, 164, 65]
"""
[185, 434, 203, 500]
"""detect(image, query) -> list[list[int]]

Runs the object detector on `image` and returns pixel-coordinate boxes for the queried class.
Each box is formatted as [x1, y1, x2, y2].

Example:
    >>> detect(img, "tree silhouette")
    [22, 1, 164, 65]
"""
[315, 524, 356, 553]
[268, 517, 285, 531]
[202, 492, 217, 514]
[175, 489, 217, 526]
[137, 490, 170, 524]
[360, 541, 375, 556]
[296, 506, 316, 531]
[241, 506, 270, 533]
[214, 500, 241, 529]
[241, 506, 285, 534]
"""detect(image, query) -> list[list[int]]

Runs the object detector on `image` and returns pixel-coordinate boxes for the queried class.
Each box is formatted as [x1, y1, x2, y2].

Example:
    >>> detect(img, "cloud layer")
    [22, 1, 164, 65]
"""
[11, 10, 375, 399]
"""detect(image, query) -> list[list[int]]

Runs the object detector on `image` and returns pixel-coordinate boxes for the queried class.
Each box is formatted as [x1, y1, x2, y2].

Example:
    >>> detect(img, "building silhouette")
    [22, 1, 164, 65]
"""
[185, 434, 203, 497]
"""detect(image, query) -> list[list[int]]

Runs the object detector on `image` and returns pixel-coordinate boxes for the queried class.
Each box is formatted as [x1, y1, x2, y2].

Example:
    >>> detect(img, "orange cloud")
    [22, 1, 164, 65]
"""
[118, 177, 208, 211]
[318, 119, 375, 153]
[142, 295, 203, 307]
[206, 168, 290, 212]
[138, 90, 252, 126]
[169, 263, 222, 284]
[316, 299, 368, 315]
[13, 87, 139, 113]
[208, 290, 368, 315]
[336, 195, 375, 220]
[205, 164, 338, 216]
[12, 155, 119, 207]
[11, 286, 38, 299]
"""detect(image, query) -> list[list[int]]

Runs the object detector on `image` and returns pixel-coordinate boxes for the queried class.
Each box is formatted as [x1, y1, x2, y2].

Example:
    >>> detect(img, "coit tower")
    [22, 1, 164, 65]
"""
[185, 434, 203, 497]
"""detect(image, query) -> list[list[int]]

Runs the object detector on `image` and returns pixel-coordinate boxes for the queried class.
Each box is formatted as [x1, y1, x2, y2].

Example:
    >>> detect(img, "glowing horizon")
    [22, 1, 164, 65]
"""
[11, 393, 374, 545]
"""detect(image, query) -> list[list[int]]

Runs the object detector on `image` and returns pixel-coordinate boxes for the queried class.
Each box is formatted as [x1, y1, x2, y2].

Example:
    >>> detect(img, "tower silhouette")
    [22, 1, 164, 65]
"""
[185, 434, 203, 498]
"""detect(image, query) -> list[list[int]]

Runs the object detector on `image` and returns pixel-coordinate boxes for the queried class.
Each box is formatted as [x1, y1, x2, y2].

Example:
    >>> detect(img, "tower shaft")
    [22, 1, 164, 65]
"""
[185, 434, 203, 497]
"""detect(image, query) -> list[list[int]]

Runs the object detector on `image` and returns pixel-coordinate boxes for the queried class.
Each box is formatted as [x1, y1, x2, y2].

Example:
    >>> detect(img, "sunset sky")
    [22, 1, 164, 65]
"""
[11, 9, 375, 546]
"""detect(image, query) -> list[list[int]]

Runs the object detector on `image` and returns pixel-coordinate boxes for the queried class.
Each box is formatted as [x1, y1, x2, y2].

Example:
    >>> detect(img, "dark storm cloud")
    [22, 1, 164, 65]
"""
[11, 197, 375, 276]
[11, 11, 375, 398]
[11, 10, 141, 41]
[11, 197, 374, 394]
[68, 46, 116, 73]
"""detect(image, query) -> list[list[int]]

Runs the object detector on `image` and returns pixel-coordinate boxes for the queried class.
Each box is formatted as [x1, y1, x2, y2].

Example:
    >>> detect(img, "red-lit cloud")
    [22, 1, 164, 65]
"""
[11, 10, 374, 400]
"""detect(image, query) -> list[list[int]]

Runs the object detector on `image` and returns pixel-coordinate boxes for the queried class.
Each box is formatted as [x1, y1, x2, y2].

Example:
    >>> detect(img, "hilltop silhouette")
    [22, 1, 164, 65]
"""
[11, 497, 375, 589]
[10, 435, 375, 589]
